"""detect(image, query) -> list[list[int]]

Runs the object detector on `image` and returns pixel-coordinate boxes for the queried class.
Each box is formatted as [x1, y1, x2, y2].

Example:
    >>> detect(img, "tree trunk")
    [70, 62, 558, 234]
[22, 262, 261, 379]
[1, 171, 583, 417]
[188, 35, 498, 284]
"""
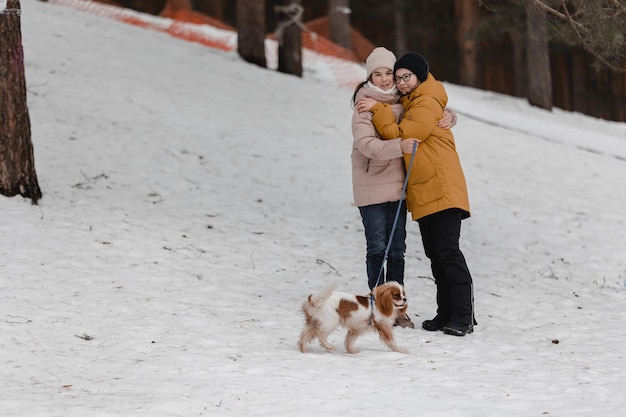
[525, 0, 552, 110]
[392, 0, 407, 56]
[0, 0, 42, 204]
[236, 0, 266, 68]
[571, 52, 587, 115]
[455, 0, 479, 88]
[329, 0, 351, 50]
[276, 0, 302, 77]
[511, 31, 525, 97]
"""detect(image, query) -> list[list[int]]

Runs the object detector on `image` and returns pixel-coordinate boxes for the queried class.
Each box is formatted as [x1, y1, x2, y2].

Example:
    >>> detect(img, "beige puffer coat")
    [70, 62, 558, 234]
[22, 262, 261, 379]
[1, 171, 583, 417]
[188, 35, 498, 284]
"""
[369, 73, 470, 221]
[351, 85, 405, 207]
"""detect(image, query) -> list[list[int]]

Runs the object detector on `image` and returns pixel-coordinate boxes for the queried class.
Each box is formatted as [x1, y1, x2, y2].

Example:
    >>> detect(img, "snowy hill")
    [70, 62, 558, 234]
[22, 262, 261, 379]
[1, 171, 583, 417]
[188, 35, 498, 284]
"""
[2, 1, 626, 416]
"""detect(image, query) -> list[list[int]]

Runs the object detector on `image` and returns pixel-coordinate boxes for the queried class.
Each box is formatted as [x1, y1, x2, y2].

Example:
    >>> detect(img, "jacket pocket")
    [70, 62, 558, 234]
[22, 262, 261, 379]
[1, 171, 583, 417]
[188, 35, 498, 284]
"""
[410, 163, 443, 206]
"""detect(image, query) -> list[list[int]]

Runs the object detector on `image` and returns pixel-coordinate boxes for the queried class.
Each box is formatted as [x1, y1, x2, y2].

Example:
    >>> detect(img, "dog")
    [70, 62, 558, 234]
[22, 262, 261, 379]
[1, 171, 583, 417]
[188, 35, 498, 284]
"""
[297, 281, 409, 354]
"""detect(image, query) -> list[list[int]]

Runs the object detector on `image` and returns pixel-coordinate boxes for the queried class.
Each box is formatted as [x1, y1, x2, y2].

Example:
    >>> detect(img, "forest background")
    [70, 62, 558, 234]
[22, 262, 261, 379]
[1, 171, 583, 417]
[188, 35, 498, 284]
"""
[92, 0, 626, 122]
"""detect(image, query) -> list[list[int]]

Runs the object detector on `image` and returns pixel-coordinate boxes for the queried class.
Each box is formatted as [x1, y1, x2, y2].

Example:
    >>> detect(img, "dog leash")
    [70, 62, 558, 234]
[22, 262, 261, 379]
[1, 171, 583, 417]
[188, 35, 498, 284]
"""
[373, 140, 417, 288]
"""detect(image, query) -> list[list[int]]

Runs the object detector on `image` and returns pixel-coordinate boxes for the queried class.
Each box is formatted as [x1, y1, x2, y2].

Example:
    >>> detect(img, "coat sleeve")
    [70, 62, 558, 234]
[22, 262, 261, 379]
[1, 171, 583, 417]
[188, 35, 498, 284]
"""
[352, 108, 402, 160]
[371, 97, 441, 142]
[368, 102, 401, 140]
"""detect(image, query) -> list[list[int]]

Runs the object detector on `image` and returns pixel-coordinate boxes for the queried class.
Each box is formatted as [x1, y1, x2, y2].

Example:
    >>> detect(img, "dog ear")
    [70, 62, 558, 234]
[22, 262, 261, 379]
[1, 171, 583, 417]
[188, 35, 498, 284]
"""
[374, 285, 393, 317]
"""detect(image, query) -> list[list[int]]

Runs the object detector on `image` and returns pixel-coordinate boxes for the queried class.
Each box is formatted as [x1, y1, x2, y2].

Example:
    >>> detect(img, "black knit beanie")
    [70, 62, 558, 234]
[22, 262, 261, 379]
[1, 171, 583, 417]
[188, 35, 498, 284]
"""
[394, 52, 429, 82]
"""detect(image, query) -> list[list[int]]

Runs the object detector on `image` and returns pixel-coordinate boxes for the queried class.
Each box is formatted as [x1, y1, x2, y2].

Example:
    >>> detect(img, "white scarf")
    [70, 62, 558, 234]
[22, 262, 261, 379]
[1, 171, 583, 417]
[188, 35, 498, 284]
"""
[366, 81, 398, 96]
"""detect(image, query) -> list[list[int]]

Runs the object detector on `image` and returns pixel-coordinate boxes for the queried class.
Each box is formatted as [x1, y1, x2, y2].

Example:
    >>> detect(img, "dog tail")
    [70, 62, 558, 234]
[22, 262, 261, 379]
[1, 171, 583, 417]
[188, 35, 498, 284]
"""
[306, 280, 340, 308]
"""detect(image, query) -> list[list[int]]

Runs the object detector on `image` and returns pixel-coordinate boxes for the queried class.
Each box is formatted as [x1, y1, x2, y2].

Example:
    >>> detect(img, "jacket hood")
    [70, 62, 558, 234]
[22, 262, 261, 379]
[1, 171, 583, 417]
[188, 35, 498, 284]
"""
[403, 73, 448, 109]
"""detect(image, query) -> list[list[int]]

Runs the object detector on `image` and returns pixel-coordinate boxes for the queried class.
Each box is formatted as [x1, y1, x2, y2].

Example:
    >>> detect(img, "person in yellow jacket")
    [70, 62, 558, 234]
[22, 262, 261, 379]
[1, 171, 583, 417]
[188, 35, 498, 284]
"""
[356, 52, 476, 336]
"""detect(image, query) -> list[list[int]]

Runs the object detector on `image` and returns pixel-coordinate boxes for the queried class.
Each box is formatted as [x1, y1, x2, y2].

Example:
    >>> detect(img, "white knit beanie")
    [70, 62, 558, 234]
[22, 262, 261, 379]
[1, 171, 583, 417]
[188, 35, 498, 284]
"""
[365, 47, 397, 80]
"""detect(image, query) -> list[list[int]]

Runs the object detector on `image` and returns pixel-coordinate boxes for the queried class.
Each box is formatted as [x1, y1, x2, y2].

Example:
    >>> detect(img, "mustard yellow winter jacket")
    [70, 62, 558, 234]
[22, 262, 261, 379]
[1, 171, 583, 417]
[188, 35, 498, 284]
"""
[369, 73, 470, 221]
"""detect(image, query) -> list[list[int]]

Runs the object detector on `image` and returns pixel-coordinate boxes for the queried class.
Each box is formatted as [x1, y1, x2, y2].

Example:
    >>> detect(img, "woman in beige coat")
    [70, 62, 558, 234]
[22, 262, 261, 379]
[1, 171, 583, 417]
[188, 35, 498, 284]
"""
[357, 52, 475, 336]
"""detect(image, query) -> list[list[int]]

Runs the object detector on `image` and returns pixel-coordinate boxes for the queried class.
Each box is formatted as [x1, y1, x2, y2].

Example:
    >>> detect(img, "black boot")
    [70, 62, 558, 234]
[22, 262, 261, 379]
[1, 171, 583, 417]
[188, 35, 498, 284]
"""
[443, 320, 473, 337]
[421, 315, 448, 332]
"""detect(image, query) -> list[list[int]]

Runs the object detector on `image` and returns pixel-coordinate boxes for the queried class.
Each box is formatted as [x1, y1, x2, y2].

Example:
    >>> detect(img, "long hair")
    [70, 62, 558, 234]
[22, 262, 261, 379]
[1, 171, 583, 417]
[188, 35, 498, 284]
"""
[351, 80, 368, 108]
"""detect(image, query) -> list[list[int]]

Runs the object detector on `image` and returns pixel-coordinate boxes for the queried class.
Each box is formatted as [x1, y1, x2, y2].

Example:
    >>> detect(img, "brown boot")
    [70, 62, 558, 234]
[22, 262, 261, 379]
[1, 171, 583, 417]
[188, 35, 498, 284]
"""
[394, 314, 415, 329]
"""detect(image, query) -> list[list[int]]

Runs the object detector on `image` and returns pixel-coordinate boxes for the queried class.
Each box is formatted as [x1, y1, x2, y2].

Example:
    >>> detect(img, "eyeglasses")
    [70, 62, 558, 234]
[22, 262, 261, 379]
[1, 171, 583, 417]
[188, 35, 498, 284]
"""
[394, 73, 414, 84]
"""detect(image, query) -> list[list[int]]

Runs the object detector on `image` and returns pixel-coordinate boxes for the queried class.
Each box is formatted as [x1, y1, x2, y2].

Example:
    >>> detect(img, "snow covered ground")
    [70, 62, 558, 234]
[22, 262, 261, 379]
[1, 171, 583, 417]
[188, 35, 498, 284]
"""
[2, 1, 626, 416]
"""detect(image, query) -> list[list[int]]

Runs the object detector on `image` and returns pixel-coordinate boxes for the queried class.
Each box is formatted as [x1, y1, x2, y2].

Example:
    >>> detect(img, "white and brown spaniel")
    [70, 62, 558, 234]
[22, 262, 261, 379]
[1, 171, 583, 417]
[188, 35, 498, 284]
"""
[297, 281, 409, 354]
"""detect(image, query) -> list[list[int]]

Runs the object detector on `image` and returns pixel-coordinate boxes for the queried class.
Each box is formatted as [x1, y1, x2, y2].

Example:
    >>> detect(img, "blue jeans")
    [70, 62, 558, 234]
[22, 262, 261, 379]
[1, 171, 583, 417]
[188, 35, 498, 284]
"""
[359, 200, 407, 290]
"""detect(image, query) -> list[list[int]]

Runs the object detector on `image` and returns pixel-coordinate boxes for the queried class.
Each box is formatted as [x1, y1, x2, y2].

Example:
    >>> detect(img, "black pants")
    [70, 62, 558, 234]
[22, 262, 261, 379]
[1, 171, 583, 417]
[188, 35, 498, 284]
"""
[418, 208, 474, 325]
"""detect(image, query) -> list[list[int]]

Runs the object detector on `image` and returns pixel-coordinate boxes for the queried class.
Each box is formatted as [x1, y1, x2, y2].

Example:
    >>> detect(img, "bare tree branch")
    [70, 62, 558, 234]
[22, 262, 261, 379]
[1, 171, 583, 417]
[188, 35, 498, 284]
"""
[529, 0, 626, 72]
